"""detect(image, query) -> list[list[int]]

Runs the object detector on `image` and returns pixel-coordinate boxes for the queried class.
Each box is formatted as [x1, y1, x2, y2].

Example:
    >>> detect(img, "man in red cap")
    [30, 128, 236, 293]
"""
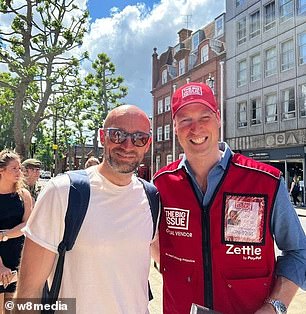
[152, 82, 306, 314]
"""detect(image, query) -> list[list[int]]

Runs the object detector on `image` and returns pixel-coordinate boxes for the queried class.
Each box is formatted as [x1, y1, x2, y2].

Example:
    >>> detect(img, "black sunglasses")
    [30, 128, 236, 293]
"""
[106, 128, 151, 147]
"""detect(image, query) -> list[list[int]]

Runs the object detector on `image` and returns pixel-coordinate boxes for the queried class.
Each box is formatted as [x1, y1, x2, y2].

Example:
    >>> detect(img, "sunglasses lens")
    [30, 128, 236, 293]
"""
[107, 129, 150, 147]
[133, 133, 150, 147]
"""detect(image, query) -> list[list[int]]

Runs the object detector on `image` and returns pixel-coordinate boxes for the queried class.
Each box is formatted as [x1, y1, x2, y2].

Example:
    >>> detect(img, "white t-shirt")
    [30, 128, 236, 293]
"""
[24, 166, 153, 314]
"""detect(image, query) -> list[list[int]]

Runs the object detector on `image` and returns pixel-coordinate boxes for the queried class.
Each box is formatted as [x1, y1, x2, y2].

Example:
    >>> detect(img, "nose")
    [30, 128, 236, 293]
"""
[120, 136, 135, 149]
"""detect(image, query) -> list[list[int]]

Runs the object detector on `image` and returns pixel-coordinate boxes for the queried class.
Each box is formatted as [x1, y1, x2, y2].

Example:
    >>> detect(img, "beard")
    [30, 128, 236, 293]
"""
[105, 147, 142, 174]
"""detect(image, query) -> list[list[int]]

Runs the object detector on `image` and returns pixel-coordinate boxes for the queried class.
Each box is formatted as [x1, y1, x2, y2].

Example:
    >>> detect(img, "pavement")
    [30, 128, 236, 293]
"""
[148, 206, 306, 314]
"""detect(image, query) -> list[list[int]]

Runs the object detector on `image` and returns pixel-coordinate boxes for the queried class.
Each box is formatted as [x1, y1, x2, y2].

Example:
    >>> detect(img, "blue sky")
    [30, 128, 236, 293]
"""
[87, 0, 158, 20]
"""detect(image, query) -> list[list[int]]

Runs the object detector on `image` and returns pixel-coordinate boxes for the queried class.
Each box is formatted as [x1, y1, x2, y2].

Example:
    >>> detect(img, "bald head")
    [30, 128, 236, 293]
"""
[104, 105, 151, 132]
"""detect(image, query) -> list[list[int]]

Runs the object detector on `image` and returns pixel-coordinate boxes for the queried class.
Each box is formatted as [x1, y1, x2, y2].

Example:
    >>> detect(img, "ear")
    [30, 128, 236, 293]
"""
[144, 137, 152, 153]
[99, 128, 105, 145]
[216, 110, 221, 128]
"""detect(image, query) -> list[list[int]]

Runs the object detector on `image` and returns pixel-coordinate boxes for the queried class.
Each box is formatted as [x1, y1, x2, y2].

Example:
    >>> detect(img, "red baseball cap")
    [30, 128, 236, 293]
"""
[171, 82, 218, 118]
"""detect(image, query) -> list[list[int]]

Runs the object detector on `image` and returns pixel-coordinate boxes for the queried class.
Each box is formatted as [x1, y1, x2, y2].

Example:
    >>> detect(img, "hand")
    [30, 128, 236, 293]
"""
[0, 265, 14, 288]
[254, 303, 277, 313]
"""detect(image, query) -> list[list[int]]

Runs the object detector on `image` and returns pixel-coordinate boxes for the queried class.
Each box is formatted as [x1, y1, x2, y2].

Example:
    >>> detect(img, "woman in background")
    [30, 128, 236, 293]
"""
[0, 150, 32, 312]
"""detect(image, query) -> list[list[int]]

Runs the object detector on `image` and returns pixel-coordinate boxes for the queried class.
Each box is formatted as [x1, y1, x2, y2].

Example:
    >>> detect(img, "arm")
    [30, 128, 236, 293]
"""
[255, 179, 306, 313]
[15, 238, 56, 298]
[151, 233, 160, 264]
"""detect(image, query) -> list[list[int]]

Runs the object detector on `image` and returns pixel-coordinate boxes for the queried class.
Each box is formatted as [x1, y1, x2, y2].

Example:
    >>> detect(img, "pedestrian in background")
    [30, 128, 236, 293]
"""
[152, 82, 306, 314]
[21, 158, 42, 202]
[84, 156, 100, 169]
[16, 105, 158, 313]
[0, 150, 32, 313]
[289, 174, 301, 206]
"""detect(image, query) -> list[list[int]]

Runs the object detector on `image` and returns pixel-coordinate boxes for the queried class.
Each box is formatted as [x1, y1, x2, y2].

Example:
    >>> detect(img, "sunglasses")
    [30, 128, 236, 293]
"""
[106, 128, 151, 147]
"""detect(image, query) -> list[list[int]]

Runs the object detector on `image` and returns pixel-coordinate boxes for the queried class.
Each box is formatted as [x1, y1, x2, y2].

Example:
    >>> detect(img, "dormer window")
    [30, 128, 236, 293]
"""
[215, 15, 224, 37]
[192, 32, 200, 51]
[162, 69, 167, 84]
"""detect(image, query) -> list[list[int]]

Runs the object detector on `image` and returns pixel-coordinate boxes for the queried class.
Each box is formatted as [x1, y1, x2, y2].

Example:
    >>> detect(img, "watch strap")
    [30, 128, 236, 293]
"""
[265, 298, 287, 314]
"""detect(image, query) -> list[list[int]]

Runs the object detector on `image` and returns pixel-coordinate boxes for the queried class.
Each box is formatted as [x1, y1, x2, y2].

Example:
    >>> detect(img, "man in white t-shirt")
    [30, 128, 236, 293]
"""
[16, 105, 155, 314]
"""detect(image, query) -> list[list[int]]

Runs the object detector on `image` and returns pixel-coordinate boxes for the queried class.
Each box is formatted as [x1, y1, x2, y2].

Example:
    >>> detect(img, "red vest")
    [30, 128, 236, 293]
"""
[153, 154, 281, 314]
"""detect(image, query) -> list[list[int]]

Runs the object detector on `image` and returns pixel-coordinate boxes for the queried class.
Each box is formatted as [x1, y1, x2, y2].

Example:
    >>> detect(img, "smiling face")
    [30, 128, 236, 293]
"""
[174, 103, 221, 160]
[100, 105, 151, 175]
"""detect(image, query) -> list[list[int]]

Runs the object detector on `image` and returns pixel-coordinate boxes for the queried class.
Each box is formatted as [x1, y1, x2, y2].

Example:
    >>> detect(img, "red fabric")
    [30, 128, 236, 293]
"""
[153, 154, 281, 314]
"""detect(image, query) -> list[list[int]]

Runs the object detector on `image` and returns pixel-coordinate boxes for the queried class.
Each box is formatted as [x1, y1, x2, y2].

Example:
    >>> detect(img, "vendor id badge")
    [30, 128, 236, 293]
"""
[223, 194, 266, 244]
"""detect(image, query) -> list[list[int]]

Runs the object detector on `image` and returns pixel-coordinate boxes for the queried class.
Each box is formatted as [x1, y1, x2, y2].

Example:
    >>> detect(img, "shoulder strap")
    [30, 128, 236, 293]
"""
[41, 170, 90, 312]
[138, 177, 160, 239]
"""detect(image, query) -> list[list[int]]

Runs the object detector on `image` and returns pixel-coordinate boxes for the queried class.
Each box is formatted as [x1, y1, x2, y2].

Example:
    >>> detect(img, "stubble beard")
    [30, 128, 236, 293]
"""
[105, 149, 141, 174]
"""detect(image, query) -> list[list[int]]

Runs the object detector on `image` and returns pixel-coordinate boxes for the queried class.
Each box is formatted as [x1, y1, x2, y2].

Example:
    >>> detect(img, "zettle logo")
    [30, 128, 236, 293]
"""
[165, 207, 190, 230]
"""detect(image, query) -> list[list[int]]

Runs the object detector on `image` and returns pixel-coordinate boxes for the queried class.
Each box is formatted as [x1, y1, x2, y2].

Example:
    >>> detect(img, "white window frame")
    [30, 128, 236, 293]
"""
[250, 98, 262, 125]
[264, 1, 276, 31]
[164, 124, 170, 140]
[249, 10, 260, 39]
[281, 39, 294, 71]
[250, 53, 261, 82]
[157, 99, 163, 114]
[279, 0, 293, 23]
[201, 45, 209, 63]
[215, 15, 224, 37]
[265, 46, 277, 77]
[299, 83, 306, 117]
[265, 93, 278, 122]
[237, 101, 247, 127]
[237, 60, 247, 87]
[298, 32, 306, 65]
[157, 127, 163, 142]
[162, 69, 167, 84]
[166, 154, 173, 165]
[237, 17, 247, 45]
[164, 96, 171, 111]
[191, 32, 200, 52]
[178, 59, 185, 76]
[281, 87, 295, 119]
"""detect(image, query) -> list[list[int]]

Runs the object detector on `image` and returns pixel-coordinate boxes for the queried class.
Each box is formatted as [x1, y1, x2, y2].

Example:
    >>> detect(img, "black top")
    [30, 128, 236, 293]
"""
[0, 192, 24, 293]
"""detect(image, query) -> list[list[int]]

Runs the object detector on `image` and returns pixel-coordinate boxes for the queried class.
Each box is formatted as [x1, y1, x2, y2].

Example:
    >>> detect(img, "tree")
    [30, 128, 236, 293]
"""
[85, 53, 128, 157]
[0, 0, 88, 158]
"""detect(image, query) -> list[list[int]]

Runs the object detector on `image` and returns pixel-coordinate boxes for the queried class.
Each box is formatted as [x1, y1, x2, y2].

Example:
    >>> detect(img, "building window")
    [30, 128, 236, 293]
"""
[238, 101, 247, 127]
[250, 10, 260, 38]
[155, 155, 161, 172]
[191, 32, 200, 51]
[201, 45, 209, 63]
[281, 88, 295, 119]
[264, 46, 277, 77]
[264, 1, 276, 31]
[298, 0, 306, 14]
[265, 93, 277, 122]
[178, 59, 185, 76]
[157, 99, 163, 114]
[237, 60, 247, 87]
[162, 69, 167, 84]
[164, 96, 170, 111]
[250, 53, 261, 82]
[215, 15, 224, 37]
[298, 32, 306, 65]
[164, 124, 170, 140]
[166, 154, 173, 165]
[281, 39, 294, 71]
[279, 0, 293, 23]
[237, 17, 247, 45]
[157, 127, 162, 142]
[251, 98, 262, 125]
[236, 0, 245, 6]
[299, 83, 306, 117]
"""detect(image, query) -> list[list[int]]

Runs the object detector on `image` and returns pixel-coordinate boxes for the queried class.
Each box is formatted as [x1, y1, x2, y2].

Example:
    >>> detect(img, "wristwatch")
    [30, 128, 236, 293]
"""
[1, 231, 8, 242]
[265, 298, 287, 314]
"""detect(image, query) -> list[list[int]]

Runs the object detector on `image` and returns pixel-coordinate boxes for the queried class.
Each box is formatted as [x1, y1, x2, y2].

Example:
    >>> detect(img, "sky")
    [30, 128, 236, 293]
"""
[0, 0, 225, 115]
[81, 0, 225, 114]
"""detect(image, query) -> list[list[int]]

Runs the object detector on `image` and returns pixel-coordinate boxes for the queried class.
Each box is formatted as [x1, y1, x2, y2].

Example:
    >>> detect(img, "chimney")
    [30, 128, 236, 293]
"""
[178, 28, 192, 43]
[152, 47, 159, 89]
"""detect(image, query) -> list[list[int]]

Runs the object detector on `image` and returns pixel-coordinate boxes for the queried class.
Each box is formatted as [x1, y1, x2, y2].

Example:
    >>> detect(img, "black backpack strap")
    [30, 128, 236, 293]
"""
[138, 177, 160, 239]
[42, 170, 90, 313]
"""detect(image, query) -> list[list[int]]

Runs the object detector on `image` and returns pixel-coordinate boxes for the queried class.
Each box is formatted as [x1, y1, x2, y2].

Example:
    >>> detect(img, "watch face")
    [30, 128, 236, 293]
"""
[275, 300, 287, 313]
